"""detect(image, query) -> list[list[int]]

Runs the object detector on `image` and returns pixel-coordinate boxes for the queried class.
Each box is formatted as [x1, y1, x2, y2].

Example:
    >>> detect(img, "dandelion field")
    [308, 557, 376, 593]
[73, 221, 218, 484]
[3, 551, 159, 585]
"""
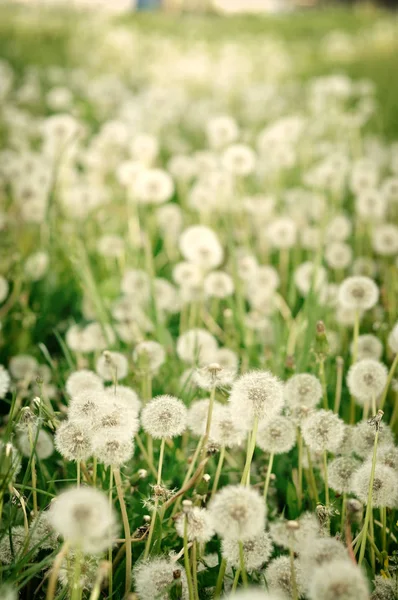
[1, 4, 398, 600]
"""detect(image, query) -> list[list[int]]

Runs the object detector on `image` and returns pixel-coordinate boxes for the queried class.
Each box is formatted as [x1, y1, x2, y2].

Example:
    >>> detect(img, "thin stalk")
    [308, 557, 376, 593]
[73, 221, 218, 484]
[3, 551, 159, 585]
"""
[184, 517, 195, 600]
[390, 391, 398, 428]
[214, 558, 227, 598]
[379, 353, 398, 411]
[263, 452, 275, 503]
[241, 417, 259, 486]
[231, 568, 241, 593]
[114, 468, 132, 594]
[358, 425, 380, 565]
[200, 386, 216, 460]
[297, 429, 303, 511]
[323, 450, 330, 507]
[340, 493, 347, 535]
[134, 434, 158, 479]
[192, 541, 199, 600]
[381, 506, 387, 552]
[28, 426, 38, 516]
[350, 310, 360, 424]
[11, 486, 29, 537]
[306, 447, 319, 504]
[46, 541, 70, 600]
[334, 357, 344, 414]
[88, 563, 107, 600]
[108, 467, 113, 598]
[71, 547, 82, 600]
[319, 359, 328, 410]
[289, 545, 298, 600]
[144, 438, 166, 559]
[238, 540, 248, 587]
[211, 445, 225, 501]
[369, 512, 376, 572]
[92, 457, 97, 487]
[171, 436, 204, 519]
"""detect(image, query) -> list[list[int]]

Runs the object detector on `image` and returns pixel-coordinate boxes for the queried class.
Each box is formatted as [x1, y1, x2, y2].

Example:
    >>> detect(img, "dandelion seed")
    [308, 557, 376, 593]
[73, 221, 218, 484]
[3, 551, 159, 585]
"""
[351, 334, 383, 361]
[327, 456, 361, 494]
[179, 225, 224, 271]
[352, 420, 394, 458]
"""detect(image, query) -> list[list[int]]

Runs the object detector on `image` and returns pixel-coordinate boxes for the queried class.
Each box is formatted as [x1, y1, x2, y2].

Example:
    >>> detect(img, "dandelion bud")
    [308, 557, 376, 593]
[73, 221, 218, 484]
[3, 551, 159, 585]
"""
[182, 499, 193, 514]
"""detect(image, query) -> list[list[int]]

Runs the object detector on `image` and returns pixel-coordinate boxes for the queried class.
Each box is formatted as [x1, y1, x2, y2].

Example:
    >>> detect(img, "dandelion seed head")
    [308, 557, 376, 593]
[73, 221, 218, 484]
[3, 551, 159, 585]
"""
[49, 486, 118, 553]
[65, 370, 104, 399]
[0, 365, 10, 399]
[133, 557, 189, 600]
[210, 404, 246, 448]
[371, 575, 397, 600]
[133, 340, 166, 375]
[307, 559, 370, 600]
[193, 362, 235, 391]
[351, 335, 383, 361]
[229, 370, 284, 430]
[175, 507, 214, 544]
[351, 463, 398, 508]
[325, 242, 353, 270]
[141, 395, 187, 439]
[204, 270, 234, 299]
[301, 409, 345, 453]
[208, 485, 265, 541]
[300, 537, 348, 585]
[338, 276, 379, 311]
[9, 354, 38, 381]
[0, 276, 9, 303]
[264, 556, 304, 599]
[29, 511, 59, 550]
[388, 321, 398, 354]
[59, 552, 100, 591]
[176, 328, 218, 365]
[92, 429, 134, 467]
[267, 217, 297, 249]
[222, 531, 273, 572]
[179, 225, 224, 271]
[327, 456, 360, 494]
[18, 429, 54, 460]
[269, 512, 320, 553]
[284, 373, 323, 409]
[221, 143, 256, 176]
[368, 443, 398, 470]
[121, 269, 151, 301]
[132, 168, 174, 205]
[187, 398, 222, 437]
[347, 359, 388, 405]
[96, 351, 128, 382]
[24, 251, 49, 281]
[294, 261, 328, 297]
[372, 223, 398, 256]
[54, 420, 92, 461]
[256, 415, 296, 454]
[352, 420, 394, 458]
[206, 115, 239, 149]
[0, 526, 35, 565]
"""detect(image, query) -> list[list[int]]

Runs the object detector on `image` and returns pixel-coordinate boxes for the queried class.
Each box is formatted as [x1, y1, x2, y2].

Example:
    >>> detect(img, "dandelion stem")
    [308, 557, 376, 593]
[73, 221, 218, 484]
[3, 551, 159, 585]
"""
[340, 493, 347, 535]
[76, 461, 81, 488]
[350, 310, 360, 424]
[171, 436, 204, 519]
[334, 357, 344, 415]
[214, 558, 227, 598]
[319, 359, 328, 410]
[241, 417, 258, 486]
[306, 446, 319, 504]
[380, 506, 387, 552]
[238, 540, 248, 587]
[231, 568, 241, 593]
[289, 545, 298, 600]
[297, 429, 303, 511]
[211, 445, 225, 501]
[46, 541, 70, 600]
[263, 452, 274, 503]
[358, 419, 381, 566]
[379, 353, 398, 411]
[192, 541, 199, 600]
[200, 385, 216, 460]
[114, 468, 132, 594]
[108, 466, 113, 598]
[323, 450, 330, 508]
[134, 434, 158, 478]
[144, 438, 166, 559]
[92, 457, 97, 487]
[184, 516, 195, 600]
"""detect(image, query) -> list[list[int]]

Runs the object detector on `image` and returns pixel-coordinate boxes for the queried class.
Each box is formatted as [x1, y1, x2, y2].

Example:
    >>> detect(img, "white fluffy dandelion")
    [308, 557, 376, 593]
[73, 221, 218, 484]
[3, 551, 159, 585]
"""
[327, 456, 361, 494]
[141, 395, 187, 439]
[175, 507, 214, 544]
[351, 463, 398, 508]
[256, 416, 296, 454]
[18, 429, 54, 460]
[54, 421, 92, 461]
[338, 276, 379, 311]
[228, 370, 284, 430]
[48, 486, 118, 553]
[176, 328, 218, 365]
[222, 531, 273, 572]
[133, 557, 188, 600]
[301, 409, 345, 453]
[284, 373, 323, 409]
[96, 351, 128, 382]
[307, 559, 370, 600]
[65, 370, 104, 399]
[179, 225, 224, 271]
[208, 485, 265, 541]
[264, 556, 304, 599]
[347, 359, 388, 406]
[132, 340, 166, 374]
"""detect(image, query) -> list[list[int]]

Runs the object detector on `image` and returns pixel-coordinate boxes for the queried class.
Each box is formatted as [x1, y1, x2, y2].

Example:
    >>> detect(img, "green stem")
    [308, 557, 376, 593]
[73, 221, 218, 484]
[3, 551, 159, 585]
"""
[171, 436, 204, 520]
[192, 541, 199, 600]
[350, 310, 360, 424]
[144, 438, 166, 559]
[114, 468, 132, 594]
[334, 357, 344, 415]
[76, 461, 81, 488]
[184, 517, 195, 600]
[46, 541, 70, 600]
[108, 467, 113, 598]
[135, 434, 158, 479]
[211, 446, 225, 501]
[358, 427, 380, 566]
[319, 360, 328, 410]
[263, 452, 275, 503]
[231, 568, 241, 593]
[241, 417, 259, 486]
[297, 429, 303, 511]
[306, 446, 319, 504]
[340, 493, 347, 535]
[238, 540, 248, 587]
[214, 558, 227, 598]
[323, 450, 330, 507]
[380, 506, 387, 553]
[289, 545, 298, 600]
